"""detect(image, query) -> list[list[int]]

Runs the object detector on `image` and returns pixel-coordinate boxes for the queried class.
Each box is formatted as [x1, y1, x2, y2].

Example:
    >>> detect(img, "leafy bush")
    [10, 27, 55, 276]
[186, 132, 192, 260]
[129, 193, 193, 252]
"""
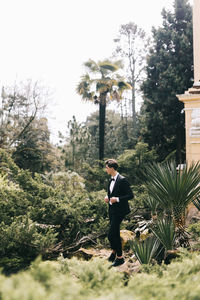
[0, 216, 57, 258]
[0, 174, 29, 223]
[0, 149, 110, 270]
[187, 222, 200, 241]
[0, 148, 19, 176]
[117, 142, 158, 186]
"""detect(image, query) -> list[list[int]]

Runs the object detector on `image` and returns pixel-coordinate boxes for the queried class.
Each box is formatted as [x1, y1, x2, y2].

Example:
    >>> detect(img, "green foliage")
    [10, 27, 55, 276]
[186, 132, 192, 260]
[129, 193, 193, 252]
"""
[12, 118, 56, 174]
[61, 110, 138, 172]
[61, 116, 92, 170]
[187, 222, 200, 241]
[50, 170, 86, 194]
[61, 257, 123, 292]
[130, 237, 160, 264]
[1, 253, 200, 299]
[0, 149, 110, 270]
[140, 261, 167, 276]
[0, 174, 29, 223]
[145, 160, 200, 228]
[144, 196, 159, 216]
[80, 162, 107, 191]
[117, 142, 158, 185]
[0, 148, 19, 176]
[0, 256, 123, 300]
[0, 216, 57, 258]
[85, 110, 136, 163]
[152, 218, 175, 251]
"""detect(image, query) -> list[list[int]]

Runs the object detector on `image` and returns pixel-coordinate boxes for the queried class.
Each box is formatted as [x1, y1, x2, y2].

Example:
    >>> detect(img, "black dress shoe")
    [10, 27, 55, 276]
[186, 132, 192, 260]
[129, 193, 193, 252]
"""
[111, 258, 125, 267]
[108, 252, 116, 262]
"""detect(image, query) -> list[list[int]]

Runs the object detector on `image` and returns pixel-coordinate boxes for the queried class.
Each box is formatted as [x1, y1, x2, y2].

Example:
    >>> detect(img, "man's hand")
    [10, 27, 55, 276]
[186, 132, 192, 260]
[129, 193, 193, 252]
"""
[110, 197, 118, 204]
[104, 196, 109, 203]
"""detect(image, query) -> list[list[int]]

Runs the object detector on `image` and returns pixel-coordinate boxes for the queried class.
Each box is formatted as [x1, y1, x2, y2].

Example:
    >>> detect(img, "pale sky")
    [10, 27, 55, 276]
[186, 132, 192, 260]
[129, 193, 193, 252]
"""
[0, 0, 193, 143]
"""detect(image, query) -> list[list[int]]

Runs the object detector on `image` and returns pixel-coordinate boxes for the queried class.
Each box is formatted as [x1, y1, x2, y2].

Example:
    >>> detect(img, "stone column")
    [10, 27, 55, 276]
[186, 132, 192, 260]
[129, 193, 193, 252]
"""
[193, 0, 200, 85]
[177, 0, 200, 166]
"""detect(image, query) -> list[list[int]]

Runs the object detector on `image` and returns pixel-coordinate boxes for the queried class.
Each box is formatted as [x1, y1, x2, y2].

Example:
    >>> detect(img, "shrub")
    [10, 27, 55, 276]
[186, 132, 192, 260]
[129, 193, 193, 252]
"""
[0, 216, 58, 258]
[1, 253, 200, 300]
[187, 222, 200, 240]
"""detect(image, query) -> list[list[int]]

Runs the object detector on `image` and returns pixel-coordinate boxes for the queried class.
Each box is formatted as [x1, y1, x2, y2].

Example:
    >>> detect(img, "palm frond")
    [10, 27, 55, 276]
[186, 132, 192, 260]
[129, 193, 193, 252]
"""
[117, 81, 132, 90]
[84, 59, 99, 73]
[96, 78, 117, 93]
[144, 197, 159, 216]
[145, 161, 200, 217]
[76, 73, 95, 101]
[76, 81, 94, 100]
[98, 61, 119, 72]
[78, 59, 130, 104]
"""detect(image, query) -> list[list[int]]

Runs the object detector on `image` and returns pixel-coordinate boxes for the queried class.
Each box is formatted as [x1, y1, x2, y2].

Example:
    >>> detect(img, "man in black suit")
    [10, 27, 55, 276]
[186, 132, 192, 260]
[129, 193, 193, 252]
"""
[104, 159, 133, 267]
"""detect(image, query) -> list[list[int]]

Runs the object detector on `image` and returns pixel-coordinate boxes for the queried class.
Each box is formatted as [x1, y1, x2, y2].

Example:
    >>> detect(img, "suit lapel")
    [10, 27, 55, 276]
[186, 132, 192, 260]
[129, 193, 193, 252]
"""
[111, 174, 120, 195]
[108, 179, 112, 197]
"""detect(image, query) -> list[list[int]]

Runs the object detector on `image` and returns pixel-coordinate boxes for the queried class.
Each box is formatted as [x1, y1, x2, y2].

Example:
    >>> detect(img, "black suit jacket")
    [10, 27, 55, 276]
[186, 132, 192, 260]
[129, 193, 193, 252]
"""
[108, 174, 133, 216]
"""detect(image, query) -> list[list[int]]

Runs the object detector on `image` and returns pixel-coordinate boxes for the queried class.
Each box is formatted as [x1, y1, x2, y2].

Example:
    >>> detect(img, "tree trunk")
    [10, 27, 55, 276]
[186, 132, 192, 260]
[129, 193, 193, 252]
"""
[173, 210, 190, 248]
[99, 93, 106, 161]
[132, 83, 136, 129]
[176, 126, 185, 164]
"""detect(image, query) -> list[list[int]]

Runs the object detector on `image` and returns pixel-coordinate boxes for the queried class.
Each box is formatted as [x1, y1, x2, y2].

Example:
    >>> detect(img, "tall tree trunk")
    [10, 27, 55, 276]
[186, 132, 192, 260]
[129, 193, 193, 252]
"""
[131, 73, 136, 132]
[99, 93, 106, 161]
[121, 98, 128, 149]
[176, 126, 185, 164]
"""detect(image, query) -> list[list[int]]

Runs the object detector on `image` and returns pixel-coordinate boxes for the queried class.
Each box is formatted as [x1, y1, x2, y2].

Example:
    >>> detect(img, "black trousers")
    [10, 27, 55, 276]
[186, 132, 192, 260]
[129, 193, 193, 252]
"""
[108, 213, 124, 257]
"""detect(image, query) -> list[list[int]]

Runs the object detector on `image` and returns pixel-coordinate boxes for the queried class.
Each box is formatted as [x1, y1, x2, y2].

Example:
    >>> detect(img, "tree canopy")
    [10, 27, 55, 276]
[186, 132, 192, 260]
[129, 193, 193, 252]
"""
[140, 0, 193, 163]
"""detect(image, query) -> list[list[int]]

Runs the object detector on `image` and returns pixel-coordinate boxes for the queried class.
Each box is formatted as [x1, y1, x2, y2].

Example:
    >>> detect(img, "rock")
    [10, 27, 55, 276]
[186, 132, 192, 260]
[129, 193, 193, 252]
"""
[70, 247, 111, 260]
[135, 220, 153, 234]
[164, 249, 180, 264]
[71, 248, 94, 260]
[140, 229, 150, 241]
[185, 203, 200, 226]
[138, 221, 147, 228]
[139, 225, 147, 232]
[134, 215, 144, 220]
[120, 230, 135, 250]
[113, 259, 141, 275]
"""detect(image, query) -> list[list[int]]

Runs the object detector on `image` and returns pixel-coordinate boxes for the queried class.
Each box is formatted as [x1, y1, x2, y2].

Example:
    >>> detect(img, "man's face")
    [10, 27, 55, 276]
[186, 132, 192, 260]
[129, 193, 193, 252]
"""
[105, 165, 113, 175]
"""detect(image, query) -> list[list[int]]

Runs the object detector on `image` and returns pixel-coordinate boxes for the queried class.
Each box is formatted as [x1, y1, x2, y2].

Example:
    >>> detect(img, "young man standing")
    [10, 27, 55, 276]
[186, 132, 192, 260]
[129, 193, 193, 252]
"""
[104, 159, 133, 267]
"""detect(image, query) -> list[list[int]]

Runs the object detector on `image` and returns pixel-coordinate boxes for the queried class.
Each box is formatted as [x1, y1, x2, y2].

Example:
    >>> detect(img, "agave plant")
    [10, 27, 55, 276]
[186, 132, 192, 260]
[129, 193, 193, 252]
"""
[152, 218, 175, 251]
[144, 196, 159, 219]
[145, 161, 200, 246]
[130, 237, 160, 264]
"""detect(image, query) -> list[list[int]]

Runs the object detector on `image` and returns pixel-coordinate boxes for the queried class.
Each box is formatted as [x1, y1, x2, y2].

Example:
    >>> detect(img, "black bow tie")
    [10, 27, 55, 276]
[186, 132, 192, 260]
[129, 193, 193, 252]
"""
[110, 178, 115, 181]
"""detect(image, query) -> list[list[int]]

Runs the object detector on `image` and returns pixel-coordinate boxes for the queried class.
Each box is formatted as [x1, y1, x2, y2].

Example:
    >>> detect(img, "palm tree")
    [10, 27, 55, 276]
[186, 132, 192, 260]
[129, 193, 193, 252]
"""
[76, 59, 131, 161]
[145, 161, 200, 246]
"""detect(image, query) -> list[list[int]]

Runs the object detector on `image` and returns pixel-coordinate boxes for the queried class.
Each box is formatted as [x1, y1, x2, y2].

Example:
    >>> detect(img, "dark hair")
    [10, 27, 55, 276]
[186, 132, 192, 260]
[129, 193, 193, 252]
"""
[105, 159, 118, 170]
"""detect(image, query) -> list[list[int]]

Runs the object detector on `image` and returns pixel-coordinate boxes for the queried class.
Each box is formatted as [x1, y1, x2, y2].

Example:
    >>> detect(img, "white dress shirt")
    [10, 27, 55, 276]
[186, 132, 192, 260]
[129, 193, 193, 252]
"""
[109, 173, 119, 204]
